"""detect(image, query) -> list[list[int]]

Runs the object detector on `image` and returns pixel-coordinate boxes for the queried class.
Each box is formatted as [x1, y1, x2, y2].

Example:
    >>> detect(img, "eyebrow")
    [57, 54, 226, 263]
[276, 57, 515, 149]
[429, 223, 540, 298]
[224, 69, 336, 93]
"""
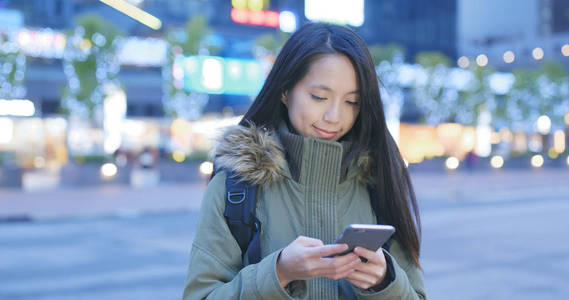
[310, 84, 359, 95]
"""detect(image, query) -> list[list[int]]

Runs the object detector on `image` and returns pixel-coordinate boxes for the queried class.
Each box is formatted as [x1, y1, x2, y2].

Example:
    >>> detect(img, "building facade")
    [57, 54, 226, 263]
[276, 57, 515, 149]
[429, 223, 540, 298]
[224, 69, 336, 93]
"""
[458, 0, 569, 70]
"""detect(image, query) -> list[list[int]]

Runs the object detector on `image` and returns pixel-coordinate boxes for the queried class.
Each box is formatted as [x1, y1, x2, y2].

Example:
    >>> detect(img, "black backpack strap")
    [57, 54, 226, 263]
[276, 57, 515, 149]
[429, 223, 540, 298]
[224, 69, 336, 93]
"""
[223, 170, 262, 264]
[367, 186, 392, 252]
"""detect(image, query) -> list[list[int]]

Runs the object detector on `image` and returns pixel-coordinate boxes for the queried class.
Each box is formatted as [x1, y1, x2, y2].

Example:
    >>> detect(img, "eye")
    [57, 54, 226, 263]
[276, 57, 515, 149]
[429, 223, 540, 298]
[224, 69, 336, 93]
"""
[311, 94, 326, 101]
[346, 100, 360, 106]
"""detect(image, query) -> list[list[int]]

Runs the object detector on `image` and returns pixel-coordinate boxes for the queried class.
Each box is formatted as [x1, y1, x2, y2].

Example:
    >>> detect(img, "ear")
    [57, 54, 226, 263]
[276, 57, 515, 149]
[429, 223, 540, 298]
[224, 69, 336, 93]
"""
[280, 91, 288, 106]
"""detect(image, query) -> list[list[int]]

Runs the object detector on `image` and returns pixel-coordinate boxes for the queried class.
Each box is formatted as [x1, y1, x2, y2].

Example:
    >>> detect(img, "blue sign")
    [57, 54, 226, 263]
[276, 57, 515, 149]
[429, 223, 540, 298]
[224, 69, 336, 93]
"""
[173, 55, 265, 96]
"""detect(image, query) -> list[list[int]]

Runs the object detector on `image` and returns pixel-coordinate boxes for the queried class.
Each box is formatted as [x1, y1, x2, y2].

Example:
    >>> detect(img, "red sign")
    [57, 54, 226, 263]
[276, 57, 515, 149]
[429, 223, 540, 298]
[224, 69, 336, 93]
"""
[230, 8, 279, 27]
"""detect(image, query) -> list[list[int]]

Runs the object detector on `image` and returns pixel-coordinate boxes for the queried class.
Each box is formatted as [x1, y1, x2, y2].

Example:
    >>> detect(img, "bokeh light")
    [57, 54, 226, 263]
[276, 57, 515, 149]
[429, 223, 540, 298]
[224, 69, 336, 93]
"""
[476, 54, 488, 67]
[503, 50, 515, 63]
[561, 44, 569, 56]
[457, 56, 469, 68]
[530, 155, 544, 168]
[199, 161, 214, 176]
[536, 115, 551, 135]
[172, 151, 186, 163]
[532, 47, 544, 60]
[445, 157, 460, 170]
[548, 148, 558, 159]
[554, 130, 566, 154]
[279, 11, 297, 33]
[0, 118, 14, 144]
[100, 163, 118, 178]
[490, 156, 504, 169]
[33, 156, 46, 168]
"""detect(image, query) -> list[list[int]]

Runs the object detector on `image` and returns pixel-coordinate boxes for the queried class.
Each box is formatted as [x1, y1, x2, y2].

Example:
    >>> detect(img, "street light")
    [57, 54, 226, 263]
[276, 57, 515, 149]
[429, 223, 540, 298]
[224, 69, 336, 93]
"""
[99, 0, 162, 30]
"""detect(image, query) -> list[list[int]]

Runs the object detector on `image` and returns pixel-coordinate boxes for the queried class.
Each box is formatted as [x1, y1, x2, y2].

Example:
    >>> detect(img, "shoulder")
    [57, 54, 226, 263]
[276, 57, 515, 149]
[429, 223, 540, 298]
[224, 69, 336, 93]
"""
[200, 171, 227, 213]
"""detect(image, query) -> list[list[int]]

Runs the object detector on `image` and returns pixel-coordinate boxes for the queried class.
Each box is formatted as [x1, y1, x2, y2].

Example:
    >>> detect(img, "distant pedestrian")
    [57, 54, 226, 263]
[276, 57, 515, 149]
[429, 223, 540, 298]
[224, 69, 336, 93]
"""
[183, 23, 425, 299]
[137, 147, 158, 169]
[466, 151, 478, 169]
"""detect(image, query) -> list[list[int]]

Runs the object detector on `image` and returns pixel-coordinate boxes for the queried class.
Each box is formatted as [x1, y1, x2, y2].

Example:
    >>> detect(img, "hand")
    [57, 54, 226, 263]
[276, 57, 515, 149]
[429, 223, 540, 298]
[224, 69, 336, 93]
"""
[276, 236, 362, 287]
[345, 247, 388, 290]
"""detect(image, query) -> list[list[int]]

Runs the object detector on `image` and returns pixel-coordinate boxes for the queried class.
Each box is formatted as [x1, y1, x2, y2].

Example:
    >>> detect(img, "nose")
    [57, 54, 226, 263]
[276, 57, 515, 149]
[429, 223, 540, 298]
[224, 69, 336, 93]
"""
[323, 101, 341, 123]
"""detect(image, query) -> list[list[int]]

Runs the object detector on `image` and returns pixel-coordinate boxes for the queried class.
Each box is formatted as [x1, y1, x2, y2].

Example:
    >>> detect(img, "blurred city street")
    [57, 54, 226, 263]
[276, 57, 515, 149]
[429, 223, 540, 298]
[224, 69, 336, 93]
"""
[1, 0, 569, 299]
[1, 168, 568, 300]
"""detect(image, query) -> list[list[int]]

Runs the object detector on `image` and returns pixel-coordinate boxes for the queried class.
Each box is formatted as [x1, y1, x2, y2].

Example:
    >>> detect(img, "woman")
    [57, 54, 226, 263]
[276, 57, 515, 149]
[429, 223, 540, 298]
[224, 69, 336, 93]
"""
[183, 23, 425, 299]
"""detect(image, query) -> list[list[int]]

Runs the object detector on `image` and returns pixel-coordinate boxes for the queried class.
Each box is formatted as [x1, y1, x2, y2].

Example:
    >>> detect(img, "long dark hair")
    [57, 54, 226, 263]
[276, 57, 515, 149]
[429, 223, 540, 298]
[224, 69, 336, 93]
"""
[241, 23, 422, 267]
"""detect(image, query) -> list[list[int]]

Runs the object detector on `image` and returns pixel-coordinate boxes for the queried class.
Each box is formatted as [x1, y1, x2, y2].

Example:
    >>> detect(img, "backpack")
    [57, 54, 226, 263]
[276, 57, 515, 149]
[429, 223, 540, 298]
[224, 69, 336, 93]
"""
[223, 170, 392, 264]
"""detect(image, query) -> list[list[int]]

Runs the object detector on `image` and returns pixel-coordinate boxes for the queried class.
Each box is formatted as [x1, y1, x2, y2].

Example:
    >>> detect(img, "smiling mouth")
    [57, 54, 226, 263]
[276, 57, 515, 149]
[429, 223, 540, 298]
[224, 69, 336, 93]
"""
[313, 126, 339, 139]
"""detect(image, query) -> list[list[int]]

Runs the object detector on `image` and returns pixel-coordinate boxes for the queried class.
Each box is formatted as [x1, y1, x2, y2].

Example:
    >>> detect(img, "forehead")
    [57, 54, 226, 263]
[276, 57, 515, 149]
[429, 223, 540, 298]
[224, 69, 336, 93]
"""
[301, 54, 358, 90]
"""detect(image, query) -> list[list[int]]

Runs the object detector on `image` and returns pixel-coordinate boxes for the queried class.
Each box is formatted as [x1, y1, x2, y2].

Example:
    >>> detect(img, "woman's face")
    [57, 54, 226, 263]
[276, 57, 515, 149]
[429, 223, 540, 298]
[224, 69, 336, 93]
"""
[282, 54, 360, 141]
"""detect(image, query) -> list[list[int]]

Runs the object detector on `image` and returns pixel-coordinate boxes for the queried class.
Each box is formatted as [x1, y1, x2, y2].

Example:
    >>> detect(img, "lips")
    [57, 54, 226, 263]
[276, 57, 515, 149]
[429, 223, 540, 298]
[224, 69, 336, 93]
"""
[313, 126, 338, 139]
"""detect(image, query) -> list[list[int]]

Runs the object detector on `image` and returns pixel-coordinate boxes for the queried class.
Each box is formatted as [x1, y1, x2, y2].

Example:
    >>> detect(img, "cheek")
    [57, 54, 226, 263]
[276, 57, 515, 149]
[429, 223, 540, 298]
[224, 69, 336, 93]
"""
[344, 108, 359, 128]
[288, 98, 315, 128]
[289, 108, 310, 130]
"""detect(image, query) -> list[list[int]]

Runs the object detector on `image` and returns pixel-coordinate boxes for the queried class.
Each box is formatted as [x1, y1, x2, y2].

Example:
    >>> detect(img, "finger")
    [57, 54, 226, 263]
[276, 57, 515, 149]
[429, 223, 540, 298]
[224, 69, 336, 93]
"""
[306, 243, 349, 258]
[322, 252, 359, 265]
[346, 277, 372, 290]
[323, 267, 356, 281]
[321, 254, 361, 274]
[345, 270, 378, 287]
[353, 247, 385, 265]
[296, 236, 324, 247]
[351, 260, 386, 279]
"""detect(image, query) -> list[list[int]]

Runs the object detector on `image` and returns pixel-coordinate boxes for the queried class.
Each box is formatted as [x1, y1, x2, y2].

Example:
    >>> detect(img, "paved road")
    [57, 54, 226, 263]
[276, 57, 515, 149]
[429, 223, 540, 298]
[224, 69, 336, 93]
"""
[0, 169, 568, 299]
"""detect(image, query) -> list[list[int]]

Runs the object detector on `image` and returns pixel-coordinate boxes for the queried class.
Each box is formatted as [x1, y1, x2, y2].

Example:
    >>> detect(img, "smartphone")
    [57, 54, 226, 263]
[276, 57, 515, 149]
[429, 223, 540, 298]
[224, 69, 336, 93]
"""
[327, 224, 395, 257]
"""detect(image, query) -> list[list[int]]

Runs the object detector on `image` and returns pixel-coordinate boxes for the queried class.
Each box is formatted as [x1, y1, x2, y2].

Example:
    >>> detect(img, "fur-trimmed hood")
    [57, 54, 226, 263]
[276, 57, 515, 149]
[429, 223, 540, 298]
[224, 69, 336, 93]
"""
[210, 124, 373, 185]
[211, 124, 287, 185]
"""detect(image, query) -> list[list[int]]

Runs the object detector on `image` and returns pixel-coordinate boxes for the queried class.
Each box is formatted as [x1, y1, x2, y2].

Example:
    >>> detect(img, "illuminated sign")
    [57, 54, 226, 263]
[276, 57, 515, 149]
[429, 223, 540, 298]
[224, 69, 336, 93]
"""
[173, 55, 265, 95]
[116, 37, 167, 66]
[0, 99, 35, 117]
[232, 0, 269, 11]
[16, 28, 66, 59]
[231, 8, 279, 27]
[230, 0, 281, 28]
[305, 0, 364, 27]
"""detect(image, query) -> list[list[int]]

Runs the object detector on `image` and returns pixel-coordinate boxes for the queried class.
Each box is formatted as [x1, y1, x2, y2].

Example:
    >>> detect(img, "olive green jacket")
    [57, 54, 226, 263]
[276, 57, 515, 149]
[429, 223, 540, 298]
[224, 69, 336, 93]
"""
[183, 124, 426, 300]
